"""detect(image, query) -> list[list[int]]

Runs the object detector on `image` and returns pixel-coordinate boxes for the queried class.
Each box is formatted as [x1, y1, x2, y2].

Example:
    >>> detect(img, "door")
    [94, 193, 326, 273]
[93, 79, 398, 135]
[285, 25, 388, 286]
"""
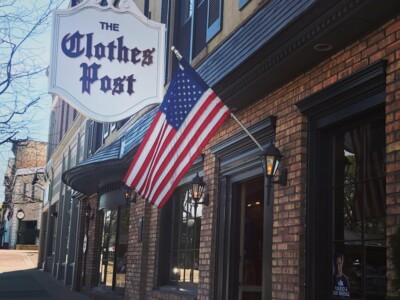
[236, 176, 264, 300]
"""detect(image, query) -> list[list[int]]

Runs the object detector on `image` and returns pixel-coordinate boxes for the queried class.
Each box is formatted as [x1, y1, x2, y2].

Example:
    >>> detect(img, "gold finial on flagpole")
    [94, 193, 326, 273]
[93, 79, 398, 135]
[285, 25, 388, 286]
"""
[171, 46, 183, 61]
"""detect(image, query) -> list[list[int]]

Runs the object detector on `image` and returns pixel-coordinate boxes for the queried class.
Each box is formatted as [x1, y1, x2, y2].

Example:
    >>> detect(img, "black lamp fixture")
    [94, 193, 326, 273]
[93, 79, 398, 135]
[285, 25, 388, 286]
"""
[123, 185, 136, 203]
[260, 142, 287, 205]
[190, 173, 209, 207]
[85, 203, 94, 220]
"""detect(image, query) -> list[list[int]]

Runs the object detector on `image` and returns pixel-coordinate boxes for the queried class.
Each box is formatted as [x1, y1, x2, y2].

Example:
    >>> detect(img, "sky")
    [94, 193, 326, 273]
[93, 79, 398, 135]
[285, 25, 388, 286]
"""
[0, 0, 68, 203]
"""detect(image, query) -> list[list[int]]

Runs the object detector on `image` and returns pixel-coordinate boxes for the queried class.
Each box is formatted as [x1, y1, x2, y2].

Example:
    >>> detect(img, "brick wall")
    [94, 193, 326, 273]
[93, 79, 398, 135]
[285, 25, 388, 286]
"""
[126, 198, 154, 299]
[82, 195, 102, 290]
[384, 17, 400, 297]
[101, 15, 400, 300]
[13, 141, 47, 169]
[205, 15, 399, 300]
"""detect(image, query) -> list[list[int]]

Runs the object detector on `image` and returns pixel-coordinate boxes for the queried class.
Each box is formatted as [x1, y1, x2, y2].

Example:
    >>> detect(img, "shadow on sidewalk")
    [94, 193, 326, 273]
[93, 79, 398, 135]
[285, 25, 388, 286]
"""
[0, 268, 90, 299]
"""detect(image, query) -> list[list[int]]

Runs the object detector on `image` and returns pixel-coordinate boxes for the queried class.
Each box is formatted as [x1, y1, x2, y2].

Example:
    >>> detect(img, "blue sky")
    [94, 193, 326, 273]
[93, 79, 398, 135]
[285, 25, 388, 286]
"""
[0, 0, 68, 202]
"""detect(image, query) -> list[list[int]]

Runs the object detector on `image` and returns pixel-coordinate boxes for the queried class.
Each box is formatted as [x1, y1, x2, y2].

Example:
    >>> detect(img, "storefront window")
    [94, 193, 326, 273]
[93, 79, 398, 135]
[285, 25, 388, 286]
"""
[331, 113, 386, 299]
[171, 188, 202, 284]
[158, 185, 203, 289]
[99, 206, 128, 290]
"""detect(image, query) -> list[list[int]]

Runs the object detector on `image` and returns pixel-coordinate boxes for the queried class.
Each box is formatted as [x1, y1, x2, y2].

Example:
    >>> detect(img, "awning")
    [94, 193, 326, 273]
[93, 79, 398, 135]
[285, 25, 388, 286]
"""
[62, 106, 158, 196]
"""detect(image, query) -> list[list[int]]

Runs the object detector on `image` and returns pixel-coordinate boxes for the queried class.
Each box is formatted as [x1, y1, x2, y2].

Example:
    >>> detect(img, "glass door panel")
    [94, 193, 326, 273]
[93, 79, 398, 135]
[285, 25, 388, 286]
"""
[239, 177, 264, 300]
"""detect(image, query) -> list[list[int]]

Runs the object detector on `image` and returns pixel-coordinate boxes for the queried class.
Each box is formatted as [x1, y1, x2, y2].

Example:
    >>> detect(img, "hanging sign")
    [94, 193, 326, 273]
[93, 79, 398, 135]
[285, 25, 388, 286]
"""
[49, 0, 165, 123]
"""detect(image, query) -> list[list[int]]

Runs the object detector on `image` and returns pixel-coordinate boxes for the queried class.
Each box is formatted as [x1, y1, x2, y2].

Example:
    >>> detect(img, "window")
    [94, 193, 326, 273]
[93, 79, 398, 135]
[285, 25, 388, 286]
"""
[158, 184, 203, 289]
[207, 0, 222, 42]
[103, 123, 110, 140]
[99, 206, 129, 290]
[87, 120, 103, 156]
[23, 182, 31, 201]
[174, 0, 210, 63]
[239, 0, 250, 10]
[161, 0, 171, 83]
[297, 60, 388, 300]
[32, 185, 38, 201]
[325, 111, 386, 299]
[115, 117, 129, 131]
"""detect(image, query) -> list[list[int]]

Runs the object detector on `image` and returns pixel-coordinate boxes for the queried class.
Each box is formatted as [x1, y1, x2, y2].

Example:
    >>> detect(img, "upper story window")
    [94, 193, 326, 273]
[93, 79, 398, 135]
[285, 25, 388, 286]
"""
[23, 182, 31, 201]
[87, 120, 104, 157]
[206, 0, 222, 42]
[103, 123, 110, 141]
[238, 0, 250, 10]
[174, 0, 222, 64]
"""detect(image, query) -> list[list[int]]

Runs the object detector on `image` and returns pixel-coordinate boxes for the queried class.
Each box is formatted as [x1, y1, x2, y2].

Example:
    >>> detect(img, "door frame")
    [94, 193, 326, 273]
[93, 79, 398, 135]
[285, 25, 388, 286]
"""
[297, 60, 387, 299]
[211, 116, 276, 300]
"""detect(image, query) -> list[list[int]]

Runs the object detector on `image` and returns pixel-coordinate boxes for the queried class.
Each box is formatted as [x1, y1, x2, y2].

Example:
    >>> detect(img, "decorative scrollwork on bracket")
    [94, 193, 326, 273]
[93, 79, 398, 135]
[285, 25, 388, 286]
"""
[78, 0, 140, 14]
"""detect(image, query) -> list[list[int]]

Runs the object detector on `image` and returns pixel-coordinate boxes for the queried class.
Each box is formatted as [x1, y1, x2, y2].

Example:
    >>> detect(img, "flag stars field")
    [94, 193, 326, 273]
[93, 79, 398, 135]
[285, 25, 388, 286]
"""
[124, 58, 231, 208]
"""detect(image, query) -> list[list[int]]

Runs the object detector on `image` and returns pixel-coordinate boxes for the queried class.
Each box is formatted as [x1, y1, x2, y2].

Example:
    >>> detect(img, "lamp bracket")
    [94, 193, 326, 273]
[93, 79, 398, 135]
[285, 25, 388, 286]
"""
[271, 168, 287, 186]
[193, 193, 209, 207]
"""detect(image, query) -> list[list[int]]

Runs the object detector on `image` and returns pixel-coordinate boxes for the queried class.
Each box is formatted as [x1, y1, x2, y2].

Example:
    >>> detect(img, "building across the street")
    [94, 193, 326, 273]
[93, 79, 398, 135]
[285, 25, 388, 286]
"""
[37, 0, 400, 299]
[1, 140, 47, 250]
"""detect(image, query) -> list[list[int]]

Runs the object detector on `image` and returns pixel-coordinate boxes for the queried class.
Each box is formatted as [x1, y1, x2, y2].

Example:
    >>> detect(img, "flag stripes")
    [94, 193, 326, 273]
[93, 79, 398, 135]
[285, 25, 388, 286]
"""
[124, 59, 230, 208]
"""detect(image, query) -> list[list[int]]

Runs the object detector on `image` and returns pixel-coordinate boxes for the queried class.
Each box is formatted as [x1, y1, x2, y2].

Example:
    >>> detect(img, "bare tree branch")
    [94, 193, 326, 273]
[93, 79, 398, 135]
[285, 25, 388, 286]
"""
[0, 0, 66, 146]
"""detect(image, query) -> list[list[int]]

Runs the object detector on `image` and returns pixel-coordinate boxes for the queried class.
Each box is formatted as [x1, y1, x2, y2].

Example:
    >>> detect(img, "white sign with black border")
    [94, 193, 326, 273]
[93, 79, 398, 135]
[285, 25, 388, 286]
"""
[49, 0, 165, 123]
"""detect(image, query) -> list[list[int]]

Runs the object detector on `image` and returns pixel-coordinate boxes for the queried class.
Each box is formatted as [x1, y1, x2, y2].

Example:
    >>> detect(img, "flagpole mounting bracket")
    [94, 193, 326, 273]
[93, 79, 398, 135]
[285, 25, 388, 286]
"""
[171, 46, 183, 61]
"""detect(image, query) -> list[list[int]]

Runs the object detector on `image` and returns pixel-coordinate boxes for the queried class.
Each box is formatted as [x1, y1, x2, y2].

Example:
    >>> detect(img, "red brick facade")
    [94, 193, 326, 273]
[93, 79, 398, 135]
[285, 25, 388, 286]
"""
[79, 15, 400, 300]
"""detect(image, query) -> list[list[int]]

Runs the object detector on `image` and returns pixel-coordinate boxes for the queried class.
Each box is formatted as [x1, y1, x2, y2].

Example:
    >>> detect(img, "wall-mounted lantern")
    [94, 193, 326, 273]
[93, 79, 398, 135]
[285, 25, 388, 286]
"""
[123, 185, 136, 203]
[260, 143, 287, 205]
[190, 173, 209, 208]
[84, 203, 94, 220]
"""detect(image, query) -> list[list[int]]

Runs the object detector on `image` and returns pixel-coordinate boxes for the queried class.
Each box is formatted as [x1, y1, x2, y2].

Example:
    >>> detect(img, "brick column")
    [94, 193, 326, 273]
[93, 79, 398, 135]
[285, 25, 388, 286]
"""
[385, 16, 400, 297]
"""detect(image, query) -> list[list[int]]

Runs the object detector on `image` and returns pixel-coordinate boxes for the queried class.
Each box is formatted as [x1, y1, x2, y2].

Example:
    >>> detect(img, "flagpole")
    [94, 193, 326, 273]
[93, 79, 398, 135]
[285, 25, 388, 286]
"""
[170, 46, 264, 152]
[230, 113, 264, 151]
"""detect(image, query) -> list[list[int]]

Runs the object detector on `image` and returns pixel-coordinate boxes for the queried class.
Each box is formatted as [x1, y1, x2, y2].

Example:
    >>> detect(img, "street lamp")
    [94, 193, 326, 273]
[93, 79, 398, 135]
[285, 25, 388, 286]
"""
[260, 143, 287, 205]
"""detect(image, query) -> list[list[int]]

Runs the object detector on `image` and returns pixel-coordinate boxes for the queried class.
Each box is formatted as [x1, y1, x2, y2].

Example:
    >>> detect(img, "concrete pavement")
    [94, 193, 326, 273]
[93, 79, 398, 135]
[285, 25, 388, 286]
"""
[0, 250, 90, 299]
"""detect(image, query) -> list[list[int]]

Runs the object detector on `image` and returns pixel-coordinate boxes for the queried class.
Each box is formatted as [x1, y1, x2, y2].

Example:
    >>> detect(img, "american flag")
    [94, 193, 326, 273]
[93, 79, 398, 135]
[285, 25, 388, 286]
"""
[124, 58, 231, 208]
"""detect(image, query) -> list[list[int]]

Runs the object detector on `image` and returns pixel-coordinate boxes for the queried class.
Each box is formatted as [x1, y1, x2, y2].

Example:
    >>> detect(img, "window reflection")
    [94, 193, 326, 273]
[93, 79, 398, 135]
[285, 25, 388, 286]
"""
[332, 116, 386, 299]
[99, 206, 128, 290]
[170, 188, 202, 284]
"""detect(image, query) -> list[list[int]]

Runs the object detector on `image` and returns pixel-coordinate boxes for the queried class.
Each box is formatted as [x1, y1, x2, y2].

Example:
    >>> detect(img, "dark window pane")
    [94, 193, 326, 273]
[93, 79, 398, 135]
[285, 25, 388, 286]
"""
[116, 207, 129, 288]
[343, 128, 363, 184]
[181, 0, 194, 24]
[363, 177, 385, 225]
[242, 292, 262, 300]
[332, 243, 361, 299]
[365, 119, 385, 181]
[334, 184, 362, 241]
[166, 185, 202, 284]
[365, 242, 386, 299]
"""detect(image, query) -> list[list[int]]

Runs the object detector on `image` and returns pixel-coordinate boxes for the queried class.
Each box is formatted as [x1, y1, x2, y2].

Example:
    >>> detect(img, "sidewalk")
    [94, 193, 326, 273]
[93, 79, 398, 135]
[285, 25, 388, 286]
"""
[0, 250, 90, 299]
